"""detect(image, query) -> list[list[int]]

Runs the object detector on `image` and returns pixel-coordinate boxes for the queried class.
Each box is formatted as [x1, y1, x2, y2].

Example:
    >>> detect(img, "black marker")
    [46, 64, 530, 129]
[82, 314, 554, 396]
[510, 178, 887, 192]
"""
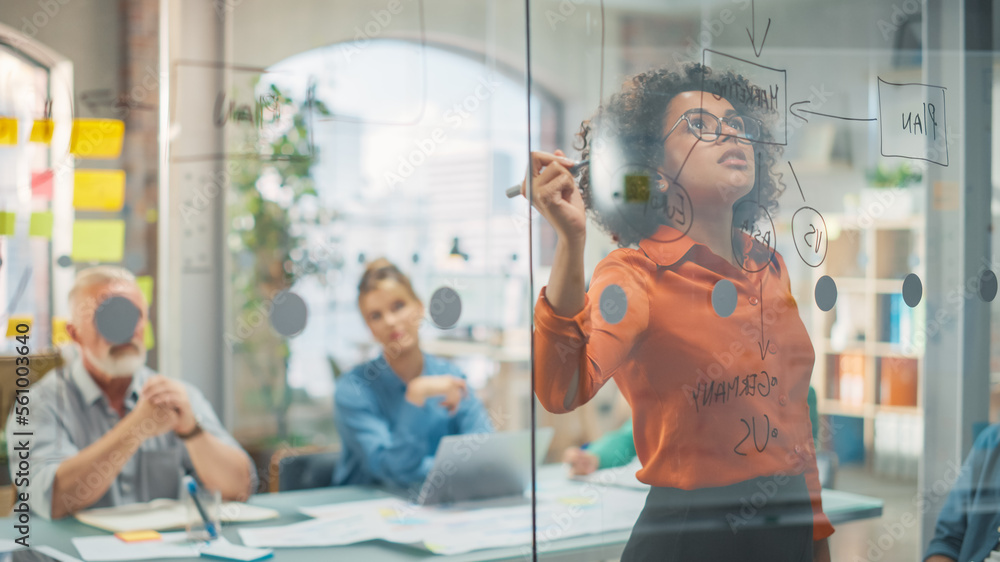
[505, 159, 589, 198]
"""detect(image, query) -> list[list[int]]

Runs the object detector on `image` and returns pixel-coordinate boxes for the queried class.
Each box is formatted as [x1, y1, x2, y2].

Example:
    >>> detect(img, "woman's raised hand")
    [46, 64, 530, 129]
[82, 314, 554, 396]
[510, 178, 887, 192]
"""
[405, 375, 468, 413]
[520, 149, 587, 243]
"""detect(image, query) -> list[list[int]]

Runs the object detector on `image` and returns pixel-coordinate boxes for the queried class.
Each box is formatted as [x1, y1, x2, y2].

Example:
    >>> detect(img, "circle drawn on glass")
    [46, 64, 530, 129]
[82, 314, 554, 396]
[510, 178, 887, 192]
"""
[599, 284, 628, 324]
[94, 296, 141, 345]
[732, 200, 776, 273]
[429, 287, 462, 329]
[902, 273, 922, 308]
[270, 291, 309, 337]
[57, 255, 73, 268]
[711, 279, 737, 318]
[601, 163, 693, 244]
[980, 270, 998, 302]
[790, 206, 828, 268]
[815, 275, 837, 312]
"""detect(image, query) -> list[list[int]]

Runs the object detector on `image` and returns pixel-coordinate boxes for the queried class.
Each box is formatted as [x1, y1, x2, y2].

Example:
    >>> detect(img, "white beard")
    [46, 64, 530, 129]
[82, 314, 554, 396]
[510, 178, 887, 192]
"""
[83, 344, 147, 378]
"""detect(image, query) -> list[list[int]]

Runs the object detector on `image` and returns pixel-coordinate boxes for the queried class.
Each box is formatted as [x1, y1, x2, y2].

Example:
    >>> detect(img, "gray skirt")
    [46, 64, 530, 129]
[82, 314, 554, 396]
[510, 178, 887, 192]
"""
[621, 473, 815, 561]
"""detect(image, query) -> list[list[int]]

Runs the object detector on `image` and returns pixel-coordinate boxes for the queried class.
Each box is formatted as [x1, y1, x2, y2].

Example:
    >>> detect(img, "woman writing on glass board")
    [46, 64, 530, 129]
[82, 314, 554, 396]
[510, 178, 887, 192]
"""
[520, 63, 833, 561]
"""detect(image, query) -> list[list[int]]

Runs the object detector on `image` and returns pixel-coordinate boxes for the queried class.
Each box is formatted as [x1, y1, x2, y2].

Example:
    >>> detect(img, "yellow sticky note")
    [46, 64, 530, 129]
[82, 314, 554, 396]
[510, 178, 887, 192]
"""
[30, 119, 54, 144]
[52, 317, 71, 346]
[144, 323, 155, 350]
[72, 220, 125, 263]
[136, 276, 154, 306]
[73, 170, 126, 211]
[6, 315, 32, 337]
[29, 211, 54, 238]
[0, 212, 15, 236]
[0, 118, 18, 145]
[70, 119, 125, 159]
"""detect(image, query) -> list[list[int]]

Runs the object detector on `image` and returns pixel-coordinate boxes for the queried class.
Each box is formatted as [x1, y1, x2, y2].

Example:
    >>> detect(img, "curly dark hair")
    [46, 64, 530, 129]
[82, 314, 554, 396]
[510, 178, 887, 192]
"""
[575, 63, 784, 248]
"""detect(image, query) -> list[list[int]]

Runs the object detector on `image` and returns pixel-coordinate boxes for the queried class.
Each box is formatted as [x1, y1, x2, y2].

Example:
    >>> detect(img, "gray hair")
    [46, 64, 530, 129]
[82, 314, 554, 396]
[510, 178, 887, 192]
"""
[68, 266, 140, 322]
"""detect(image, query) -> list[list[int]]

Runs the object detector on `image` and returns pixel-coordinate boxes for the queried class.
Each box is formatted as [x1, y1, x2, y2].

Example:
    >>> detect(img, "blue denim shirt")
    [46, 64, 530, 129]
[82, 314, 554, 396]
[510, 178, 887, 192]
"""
[925, 424, 1000, 562]
[332, 352, 495, 488]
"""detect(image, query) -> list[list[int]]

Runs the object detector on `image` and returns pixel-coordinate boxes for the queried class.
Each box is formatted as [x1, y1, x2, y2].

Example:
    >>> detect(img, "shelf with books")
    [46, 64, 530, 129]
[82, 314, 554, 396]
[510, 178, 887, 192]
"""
[810, 213, 924, 466]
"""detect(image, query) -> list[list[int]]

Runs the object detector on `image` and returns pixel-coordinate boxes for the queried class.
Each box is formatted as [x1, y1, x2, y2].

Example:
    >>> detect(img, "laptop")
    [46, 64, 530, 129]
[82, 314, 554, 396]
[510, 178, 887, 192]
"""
[412, 427, 555, 505]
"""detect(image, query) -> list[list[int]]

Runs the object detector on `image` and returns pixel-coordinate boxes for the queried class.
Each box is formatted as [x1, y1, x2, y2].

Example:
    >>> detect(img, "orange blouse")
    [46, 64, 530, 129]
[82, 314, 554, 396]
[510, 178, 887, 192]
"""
[534, 224, 834, 540]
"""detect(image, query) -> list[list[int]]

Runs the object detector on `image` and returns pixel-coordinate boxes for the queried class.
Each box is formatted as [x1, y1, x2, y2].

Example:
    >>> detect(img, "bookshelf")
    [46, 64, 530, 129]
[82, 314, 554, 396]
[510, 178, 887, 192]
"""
[810, 212, 925, 471]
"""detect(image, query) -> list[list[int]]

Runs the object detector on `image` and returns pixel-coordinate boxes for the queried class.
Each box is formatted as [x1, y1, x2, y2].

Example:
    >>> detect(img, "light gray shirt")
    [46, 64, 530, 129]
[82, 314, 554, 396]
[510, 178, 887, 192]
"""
[6, 358, 257, 519]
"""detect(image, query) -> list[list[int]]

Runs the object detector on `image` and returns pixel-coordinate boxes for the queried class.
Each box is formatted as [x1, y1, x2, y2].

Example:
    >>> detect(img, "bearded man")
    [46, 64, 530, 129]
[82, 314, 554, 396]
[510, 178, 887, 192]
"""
[7, 266, 255, 519]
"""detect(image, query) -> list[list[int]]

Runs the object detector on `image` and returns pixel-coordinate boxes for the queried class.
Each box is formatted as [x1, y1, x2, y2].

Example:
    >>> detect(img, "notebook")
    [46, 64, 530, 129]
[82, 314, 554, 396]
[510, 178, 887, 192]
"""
[75, 499, 279, 533]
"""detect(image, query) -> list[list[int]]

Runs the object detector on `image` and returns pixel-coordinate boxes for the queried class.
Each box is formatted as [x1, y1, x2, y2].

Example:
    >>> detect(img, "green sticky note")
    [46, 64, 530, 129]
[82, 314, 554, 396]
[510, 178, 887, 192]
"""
[29, 211, 54, 238]
[623, 174, 651, 203]
[0, 212, 15, 236]
[136, 276, 154, 306]
[72, 220, 125, 262]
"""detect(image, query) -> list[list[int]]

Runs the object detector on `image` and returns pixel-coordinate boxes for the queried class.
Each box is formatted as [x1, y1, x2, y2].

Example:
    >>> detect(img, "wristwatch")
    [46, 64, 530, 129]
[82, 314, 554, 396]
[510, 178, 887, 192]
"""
[177, 422, 204, 440]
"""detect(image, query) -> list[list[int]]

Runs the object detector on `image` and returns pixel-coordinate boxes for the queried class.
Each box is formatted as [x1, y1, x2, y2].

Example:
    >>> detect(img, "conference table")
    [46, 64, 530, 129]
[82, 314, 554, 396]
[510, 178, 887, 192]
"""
[0, 466, 883, 561]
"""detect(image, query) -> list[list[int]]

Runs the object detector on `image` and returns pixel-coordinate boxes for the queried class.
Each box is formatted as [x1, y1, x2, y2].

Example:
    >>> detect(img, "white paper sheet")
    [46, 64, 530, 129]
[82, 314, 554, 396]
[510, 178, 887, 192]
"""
[75, 499, 279, 533]
[569, 459, 650, 490]
[238, 511, 390, 548]
[243, 482, 648, 556]
[71, 532, 203, 561]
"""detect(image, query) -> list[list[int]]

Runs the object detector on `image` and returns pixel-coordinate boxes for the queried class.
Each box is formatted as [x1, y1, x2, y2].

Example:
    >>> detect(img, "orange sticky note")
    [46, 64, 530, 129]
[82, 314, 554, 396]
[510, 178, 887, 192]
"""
[72, 220, 125, 263]
[0, 118, 17, 145]
[73, 170, 126, 211]
[70, 119, 124, 159]
[115, 530, 161, 542]
[6, 315, 32, 337]
[30, 119, 54, 144]
[52, 317, 71, 346]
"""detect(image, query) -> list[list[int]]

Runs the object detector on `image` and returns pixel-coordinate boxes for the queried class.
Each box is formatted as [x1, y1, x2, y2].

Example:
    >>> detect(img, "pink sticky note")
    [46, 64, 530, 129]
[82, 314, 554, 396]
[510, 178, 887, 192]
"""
[31, 170, 54, 200]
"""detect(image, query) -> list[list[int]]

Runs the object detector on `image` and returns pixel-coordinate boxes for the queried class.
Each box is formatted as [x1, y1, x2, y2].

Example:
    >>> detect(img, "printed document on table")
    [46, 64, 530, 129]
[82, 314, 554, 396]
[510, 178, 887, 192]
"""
[75, 498, 279, 532]
[569, 459, 649, 490]
[71, 531, 202, 561]
[238, 511, 391, 548]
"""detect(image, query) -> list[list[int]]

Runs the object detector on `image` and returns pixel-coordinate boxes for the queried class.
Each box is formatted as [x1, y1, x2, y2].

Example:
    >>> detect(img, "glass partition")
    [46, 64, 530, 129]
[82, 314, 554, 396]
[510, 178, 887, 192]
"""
[0, 1, 996, 561]
[525, 1, 991, 561]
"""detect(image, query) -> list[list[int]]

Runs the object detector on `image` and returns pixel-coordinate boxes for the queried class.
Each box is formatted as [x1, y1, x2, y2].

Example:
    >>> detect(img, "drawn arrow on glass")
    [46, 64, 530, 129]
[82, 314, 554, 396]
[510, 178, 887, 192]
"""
[746, 0, 771, 58]
[790, 101, 878, 123]
[757, 280, 770, 361]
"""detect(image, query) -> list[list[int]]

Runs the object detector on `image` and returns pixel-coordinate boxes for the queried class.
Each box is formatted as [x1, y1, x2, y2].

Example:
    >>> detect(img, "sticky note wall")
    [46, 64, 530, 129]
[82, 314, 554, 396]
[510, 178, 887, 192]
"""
[72, 220, 126, 263]
[74, 170, 126, 211]
[70, 119, 125, 159]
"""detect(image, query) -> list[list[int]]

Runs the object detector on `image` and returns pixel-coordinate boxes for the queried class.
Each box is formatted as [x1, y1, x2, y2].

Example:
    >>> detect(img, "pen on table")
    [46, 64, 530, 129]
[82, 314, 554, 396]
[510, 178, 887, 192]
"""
[183, 475, 218, 540]
[505, 159, 589, 198]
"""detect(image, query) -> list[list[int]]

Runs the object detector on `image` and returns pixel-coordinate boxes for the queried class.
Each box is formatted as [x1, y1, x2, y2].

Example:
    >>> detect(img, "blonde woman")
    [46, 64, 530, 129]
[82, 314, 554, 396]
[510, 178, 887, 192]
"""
[333, 259, 494, 488]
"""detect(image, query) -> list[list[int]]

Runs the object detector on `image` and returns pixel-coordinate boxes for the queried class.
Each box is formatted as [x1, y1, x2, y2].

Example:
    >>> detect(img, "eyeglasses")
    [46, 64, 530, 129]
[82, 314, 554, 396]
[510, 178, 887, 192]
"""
[661, 109, 763, 145]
